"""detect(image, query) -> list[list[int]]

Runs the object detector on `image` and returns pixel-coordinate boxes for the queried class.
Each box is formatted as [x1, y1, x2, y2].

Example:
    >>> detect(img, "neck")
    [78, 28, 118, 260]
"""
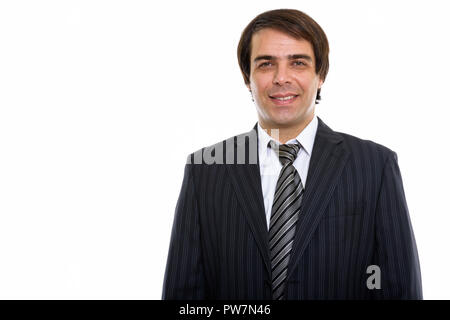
[260, 115, 314, 144]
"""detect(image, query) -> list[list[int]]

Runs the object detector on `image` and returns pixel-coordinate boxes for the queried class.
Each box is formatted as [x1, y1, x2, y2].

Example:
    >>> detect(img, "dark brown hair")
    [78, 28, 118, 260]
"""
[237, 9, 329, 103]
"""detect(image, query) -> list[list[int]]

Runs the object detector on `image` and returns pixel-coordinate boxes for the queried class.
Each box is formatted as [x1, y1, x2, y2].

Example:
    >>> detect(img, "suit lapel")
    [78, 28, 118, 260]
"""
[286, 117, 350, 280]
[225, 124, 271, 276]
[225, 118, 350, 281]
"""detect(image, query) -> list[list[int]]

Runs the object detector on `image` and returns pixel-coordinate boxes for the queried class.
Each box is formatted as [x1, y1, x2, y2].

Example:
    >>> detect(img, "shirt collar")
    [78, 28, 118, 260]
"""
[257, 115, 318, 162]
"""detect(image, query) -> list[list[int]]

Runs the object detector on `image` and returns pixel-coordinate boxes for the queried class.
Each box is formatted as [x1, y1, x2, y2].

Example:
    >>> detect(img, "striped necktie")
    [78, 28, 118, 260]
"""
[268, 140, 304, 300]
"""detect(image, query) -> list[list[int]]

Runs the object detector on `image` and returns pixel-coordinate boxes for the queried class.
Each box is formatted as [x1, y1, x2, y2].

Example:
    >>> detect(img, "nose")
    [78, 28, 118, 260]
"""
[273, 64, 291, 85]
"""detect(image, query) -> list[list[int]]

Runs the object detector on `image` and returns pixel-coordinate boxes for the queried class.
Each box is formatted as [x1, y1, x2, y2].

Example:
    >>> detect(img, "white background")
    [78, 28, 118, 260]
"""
[0, 0, 449, 299]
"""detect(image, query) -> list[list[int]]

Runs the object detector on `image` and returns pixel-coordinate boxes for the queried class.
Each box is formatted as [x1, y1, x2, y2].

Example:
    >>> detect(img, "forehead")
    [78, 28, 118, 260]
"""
[250, 28, 314, 60]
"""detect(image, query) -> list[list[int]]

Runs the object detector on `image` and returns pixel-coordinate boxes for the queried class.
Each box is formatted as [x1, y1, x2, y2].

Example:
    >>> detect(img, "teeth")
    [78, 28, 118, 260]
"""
[273, 95, 295, 101]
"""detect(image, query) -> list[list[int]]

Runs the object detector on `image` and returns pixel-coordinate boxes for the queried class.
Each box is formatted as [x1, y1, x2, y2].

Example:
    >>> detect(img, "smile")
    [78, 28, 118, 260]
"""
[269, 95, 299, 105]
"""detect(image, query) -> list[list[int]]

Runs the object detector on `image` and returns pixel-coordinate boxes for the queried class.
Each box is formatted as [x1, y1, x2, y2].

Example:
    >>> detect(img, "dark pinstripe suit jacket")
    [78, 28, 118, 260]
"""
[162, 117, 422, 300]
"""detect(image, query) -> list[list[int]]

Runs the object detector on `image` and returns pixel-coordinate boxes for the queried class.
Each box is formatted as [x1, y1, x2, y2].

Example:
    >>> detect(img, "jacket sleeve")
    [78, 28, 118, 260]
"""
[162, 157, 206, 299]
[371, 151, 423, 299]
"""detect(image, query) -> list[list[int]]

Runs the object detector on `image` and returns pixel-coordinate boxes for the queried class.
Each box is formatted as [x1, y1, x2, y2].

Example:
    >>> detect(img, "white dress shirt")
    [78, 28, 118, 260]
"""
[257, 115, 318, 230]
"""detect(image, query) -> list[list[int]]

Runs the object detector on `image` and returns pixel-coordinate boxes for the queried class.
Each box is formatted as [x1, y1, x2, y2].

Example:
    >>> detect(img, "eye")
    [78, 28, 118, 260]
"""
[258, 62, 272, 68]
[293, 60, 306, 66]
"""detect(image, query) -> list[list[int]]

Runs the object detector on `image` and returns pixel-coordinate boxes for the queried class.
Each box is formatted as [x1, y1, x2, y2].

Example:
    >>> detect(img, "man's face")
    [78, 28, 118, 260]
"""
[247, 28, 323, 129]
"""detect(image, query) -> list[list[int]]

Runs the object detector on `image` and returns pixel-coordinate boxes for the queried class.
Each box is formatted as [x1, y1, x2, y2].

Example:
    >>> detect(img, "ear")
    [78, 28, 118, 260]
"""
[318, 79, 324, 89]
[246, 83, 251, 91]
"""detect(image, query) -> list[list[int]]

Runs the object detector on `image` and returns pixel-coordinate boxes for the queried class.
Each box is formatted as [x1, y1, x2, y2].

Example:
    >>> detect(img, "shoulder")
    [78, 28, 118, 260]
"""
[317, 117, 398, 162]
[334, 129, 398, 165]
[185, 127, 257, 165]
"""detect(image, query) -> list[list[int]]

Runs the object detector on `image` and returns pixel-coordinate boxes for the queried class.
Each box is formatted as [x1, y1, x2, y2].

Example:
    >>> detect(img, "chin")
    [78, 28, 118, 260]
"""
[269, 118, 298, 128]
[270, 112, 300, 124]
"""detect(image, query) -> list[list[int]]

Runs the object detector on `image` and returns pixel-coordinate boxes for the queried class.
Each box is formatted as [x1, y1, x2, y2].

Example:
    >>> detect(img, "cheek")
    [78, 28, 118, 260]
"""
[251, 79, 267, 97]
[298, 75, 320, 93]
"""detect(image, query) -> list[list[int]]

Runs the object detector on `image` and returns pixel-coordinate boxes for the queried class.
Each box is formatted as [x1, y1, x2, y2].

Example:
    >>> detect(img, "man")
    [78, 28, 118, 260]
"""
[162, 9, 422, 300]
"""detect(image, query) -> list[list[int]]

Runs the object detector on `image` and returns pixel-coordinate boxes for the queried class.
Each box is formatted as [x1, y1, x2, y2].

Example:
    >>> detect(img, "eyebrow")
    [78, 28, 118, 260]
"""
[253, 54, 313, 64]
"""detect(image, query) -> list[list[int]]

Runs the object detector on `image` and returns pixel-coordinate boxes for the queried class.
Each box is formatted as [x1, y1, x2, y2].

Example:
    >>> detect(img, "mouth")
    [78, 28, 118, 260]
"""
[269, 94, 299, 105]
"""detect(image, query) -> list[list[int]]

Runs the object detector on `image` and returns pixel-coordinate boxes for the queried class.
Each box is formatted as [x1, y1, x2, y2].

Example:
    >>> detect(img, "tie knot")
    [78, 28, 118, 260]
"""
[269, 140, 301, 165]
